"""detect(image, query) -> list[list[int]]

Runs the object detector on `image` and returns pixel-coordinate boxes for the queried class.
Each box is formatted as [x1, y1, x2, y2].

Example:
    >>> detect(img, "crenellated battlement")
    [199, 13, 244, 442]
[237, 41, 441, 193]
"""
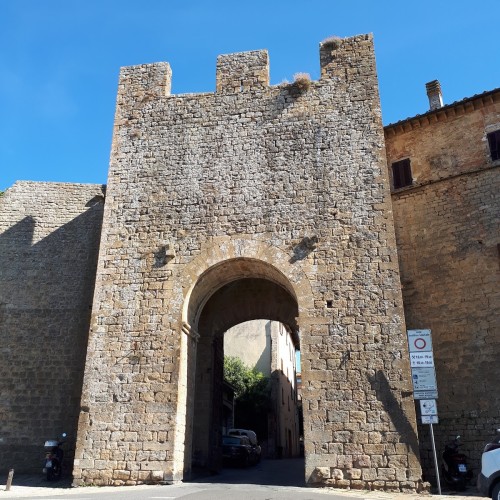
[216, 49, 269, 93]
[117, 62, 172, 106]
[319, 33, 373, 81]
[116, 33, 375, 102]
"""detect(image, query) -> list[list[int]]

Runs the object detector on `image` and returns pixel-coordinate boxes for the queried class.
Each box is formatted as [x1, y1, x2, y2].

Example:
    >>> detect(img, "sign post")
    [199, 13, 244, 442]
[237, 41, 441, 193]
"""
[408, 329, 438, 400]
[429, 423, 442, 495]
[408, 329, 441, 494]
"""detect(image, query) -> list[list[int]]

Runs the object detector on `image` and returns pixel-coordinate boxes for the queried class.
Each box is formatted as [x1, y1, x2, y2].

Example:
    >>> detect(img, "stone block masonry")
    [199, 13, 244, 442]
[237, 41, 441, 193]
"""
[73, 34, 423, 491]
[0, 182, 105, 471]
[385, 89, 500, 481]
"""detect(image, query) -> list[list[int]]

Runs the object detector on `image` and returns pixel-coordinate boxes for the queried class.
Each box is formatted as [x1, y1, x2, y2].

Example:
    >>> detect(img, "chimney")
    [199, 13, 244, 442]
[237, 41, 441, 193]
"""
[426, 80, 443, 110]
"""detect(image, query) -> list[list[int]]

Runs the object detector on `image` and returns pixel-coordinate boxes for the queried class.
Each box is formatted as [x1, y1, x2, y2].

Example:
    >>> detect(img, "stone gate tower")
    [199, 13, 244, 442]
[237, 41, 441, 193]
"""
[73, 34, 422, 490]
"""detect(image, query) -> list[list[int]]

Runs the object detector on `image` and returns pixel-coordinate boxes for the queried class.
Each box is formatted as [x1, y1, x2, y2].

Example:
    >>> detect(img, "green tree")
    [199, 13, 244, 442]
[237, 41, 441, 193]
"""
[223, 356, 270, 437]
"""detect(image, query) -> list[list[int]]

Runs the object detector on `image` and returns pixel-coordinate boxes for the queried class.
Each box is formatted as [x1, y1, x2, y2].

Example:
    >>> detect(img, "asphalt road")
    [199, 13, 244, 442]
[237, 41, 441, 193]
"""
[0, 458, 484, 500]
[0, 458, 358, 499]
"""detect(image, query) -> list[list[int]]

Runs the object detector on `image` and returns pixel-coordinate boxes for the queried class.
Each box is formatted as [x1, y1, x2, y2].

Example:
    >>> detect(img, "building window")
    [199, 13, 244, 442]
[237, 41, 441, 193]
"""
[391, 158, 412, 189]
[488, 130, 500, 161]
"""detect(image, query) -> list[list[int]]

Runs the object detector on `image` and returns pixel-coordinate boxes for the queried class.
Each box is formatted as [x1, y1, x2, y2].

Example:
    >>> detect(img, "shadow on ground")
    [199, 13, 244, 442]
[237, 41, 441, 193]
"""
[1, 473, 72, 490]
[189, 458, 306, 487]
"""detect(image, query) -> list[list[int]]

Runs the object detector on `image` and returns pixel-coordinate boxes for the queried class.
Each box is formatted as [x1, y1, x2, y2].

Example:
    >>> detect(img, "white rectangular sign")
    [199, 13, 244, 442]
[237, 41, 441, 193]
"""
[410, 352, 434, 367]
[407, 329, 439, 401]
[408, 329, 433, 352]
[420, 399, 438, 416]
[422, 415, 439, 424]
[414, 390, 438, 400]
[412, 366, 437, 391]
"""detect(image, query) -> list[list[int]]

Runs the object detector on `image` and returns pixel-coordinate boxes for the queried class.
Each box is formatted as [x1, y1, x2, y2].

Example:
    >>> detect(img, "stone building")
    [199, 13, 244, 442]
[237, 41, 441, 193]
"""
[384, 82, 500, 479]
[0, 33, 498, 491]
[225, 320, 301, 458]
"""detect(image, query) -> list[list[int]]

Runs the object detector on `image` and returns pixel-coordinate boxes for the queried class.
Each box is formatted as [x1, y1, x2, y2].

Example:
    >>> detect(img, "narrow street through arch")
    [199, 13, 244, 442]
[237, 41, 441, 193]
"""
[182, 258, 303, 480]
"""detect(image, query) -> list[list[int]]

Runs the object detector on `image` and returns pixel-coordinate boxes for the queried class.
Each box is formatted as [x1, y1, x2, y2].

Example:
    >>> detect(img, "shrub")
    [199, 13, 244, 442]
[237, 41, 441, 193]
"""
[293, 72, 311, 92]
[321, 35, 342, 49]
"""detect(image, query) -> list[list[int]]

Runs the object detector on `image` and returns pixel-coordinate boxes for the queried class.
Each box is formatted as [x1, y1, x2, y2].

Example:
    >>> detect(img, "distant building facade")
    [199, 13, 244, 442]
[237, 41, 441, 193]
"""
[225, 320, 300, 458]
[384, 82, 500, 479]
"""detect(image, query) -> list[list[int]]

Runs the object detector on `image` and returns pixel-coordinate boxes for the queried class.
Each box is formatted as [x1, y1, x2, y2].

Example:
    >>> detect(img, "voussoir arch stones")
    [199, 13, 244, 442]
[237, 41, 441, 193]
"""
[175, 236, 315, 330]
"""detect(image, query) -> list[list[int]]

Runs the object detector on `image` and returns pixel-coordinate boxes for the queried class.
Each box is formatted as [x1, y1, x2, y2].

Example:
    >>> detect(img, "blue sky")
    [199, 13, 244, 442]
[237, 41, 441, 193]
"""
[1, 0, 499, 191]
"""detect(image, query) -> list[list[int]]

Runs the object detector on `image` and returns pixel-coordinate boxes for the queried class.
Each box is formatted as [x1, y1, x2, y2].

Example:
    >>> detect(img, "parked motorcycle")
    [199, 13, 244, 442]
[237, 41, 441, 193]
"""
[441, 435, 472, 491]
[478, 429, 500, 500]
[43, 432, 66, 481]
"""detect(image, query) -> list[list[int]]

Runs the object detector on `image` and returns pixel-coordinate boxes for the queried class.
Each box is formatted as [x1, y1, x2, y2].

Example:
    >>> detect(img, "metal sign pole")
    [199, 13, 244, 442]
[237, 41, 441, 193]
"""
[429, 423, 441, 495]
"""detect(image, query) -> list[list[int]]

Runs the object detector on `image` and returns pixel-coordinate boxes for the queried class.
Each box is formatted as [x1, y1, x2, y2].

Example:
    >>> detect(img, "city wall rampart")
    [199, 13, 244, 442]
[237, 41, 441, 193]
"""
[0, 181, 104, 471]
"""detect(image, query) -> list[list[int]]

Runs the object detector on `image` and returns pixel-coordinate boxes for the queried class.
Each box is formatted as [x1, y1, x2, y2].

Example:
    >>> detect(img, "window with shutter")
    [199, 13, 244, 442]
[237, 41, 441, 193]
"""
[487, 130, 500, 161]
[391, 159, 413, 189]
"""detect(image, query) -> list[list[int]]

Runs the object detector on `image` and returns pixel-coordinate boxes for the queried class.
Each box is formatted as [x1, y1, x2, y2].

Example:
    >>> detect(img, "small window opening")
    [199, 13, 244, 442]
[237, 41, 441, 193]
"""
[326, 300, 333, 308]
[391, 158, 413, 189]
[487, 130, 500, 161]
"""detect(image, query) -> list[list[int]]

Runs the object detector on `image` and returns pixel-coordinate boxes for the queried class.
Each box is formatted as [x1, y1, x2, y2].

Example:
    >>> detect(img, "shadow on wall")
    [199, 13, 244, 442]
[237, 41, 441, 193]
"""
[0, 202, 104, 472]
[367, 370, 420, 461]
[289, 236, 318, 263]
[252, 320, 272, 377]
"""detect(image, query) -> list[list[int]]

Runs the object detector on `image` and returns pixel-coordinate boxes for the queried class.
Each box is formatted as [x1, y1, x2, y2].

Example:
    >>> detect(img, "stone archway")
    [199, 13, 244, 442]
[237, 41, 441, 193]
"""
[173, 242, 313, 478]
[189, 268, 299, 472]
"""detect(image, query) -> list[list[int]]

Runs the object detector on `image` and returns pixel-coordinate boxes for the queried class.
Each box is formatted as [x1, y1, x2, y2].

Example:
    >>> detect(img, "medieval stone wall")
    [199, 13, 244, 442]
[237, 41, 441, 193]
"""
[385, 93, 500, 479]
[0, 181, 104, 471]
[73, 34, 422, 490]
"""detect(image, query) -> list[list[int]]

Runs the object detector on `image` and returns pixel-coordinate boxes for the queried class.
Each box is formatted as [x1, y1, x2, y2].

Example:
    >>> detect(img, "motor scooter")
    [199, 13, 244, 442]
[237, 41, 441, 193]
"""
[478, 429, 500, 500]
[441, 435, 472, 491]
[43, 432, 66, 481]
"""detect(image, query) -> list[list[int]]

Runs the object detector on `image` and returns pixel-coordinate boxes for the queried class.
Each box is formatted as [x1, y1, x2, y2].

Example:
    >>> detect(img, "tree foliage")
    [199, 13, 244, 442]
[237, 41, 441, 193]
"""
[223, 356, 270, 436]
[223, 356, 265, 398]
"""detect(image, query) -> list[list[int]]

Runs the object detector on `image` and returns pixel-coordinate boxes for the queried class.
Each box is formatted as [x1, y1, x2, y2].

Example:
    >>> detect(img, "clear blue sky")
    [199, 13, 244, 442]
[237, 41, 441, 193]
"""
[1, 0, 499, 191]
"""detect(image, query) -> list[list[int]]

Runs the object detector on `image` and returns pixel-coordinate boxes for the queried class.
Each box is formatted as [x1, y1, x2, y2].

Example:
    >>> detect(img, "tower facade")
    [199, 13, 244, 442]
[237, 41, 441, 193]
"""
[71, 34, 421, 490]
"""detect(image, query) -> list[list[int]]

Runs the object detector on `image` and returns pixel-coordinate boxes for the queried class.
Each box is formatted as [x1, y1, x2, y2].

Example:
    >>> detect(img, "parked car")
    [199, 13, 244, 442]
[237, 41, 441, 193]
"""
[228, 428, 262, 463]
[478, 429, 500, 500]
[222, 435, 254, 467]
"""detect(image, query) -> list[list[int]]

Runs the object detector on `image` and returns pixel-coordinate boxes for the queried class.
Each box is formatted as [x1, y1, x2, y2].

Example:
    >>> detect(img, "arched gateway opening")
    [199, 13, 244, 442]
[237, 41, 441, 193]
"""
[180, 257, 302, 476]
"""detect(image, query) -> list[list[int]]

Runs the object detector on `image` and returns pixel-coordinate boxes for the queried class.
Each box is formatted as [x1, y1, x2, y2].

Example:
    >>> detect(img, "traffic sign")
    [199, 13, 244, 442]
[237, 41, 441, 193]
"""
[407, 329, 439, 400]
[414, 390, 438, 400]
[420, 399, 438, 416]
[410, 352, 434, 367]
[408, 329, 432, 352]
[412, 366, 437, 391]
[422, 415, 439, 424]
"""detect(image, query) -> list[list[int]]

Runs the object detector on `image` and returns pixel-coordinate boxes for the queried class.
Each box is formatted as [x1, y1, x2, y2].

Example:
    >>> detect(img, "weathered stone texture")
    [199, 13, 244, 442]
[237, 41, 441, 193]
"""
[0, 181, 104, 471]
[73, 34, 421, 490]
[385, 91, 500, 479]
